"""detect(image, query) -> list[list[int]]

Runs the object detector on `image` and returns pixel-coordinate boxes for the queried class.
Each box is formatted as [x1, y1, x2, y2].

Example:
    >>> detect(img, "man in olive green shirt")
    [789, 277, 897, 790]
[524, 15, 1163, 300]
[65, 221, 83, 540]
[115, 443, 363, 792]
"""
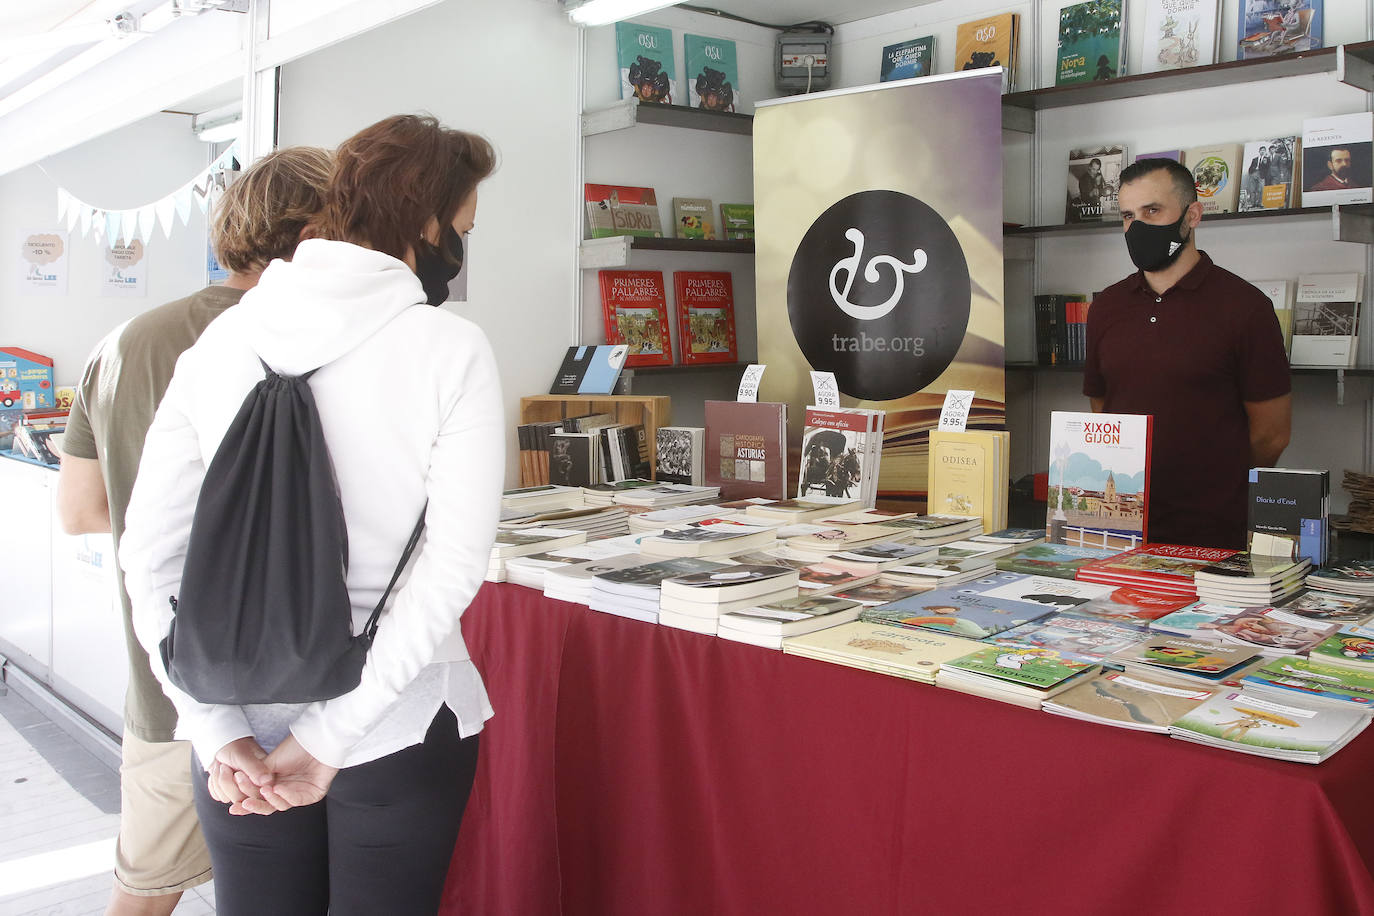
[58, 147, 330, 916]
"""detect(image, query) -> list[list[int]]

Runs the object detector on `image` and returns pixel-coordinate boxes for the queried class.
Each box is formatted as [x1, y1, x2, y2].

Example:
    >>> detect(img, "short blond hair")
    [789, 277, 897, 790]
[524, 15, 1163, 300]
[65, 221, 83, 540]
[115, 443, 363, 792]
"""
[211, 146, 333, 274]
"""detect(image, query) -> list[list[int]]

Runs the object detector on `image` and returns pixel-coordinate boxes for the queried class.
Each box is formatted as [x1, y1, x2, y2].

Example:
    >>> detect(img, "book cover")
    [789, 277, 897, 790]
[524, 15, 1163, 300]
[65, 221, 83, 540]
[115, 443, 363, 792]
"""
[718, 203, 754, 240]
[673, 271, 737, 365]
[595, 556, 728, 588]
[598, 269, 672, 368]
[986, 611, 1151, 662]
[1238, 137, 1299, 211]
[1311, 633, 1374, 668]
[585, 184, 664, 239]
[1045, 670, 1217, 731]
[1209, 606, 1338, 655]
[0, 347, 56, 410]
[1115, 635, 1260, 677]
[798, 407, 877, 505]
[1065, 145, 1127, 223]
[548, 345, 628, 396]
[1045, 411, 1151, 550]
[879, 35, 936, 82]
[1184, 143, 1242, 214]
[783, 620, 984, 681]
[995, 542, 1118, 579]
[1242, 655, 1374, 709]
[548, 432, 598, 488]
[1291, 272, 1361, 367]
[1247, 467, 1329, 564]
[704, 399, 788, 501]
[859, 586, 1051, 639]
[721, 594, 860, 632]
[973, 573, 1117, 611]
[1056, 0, 1124, 86]
[1171, 689, 1366, 760]
[1275, 589, 1374, 624]
[671, 197, 716, 240]
[655, 426, 703, 486]
[926, 429, 1000, 531]
[955, 13, 1018, 89]
[1250, 279, 1294, 354]
[616, 21, 676, 104]
[684, 34, 740, 111]
[1301, 112, 1372, 207]
[942, 645, 1096, 691]
[1141, 0, 1219, 72]
[1238, 0, 1323, 59]
[1077, 544, 1241, 592]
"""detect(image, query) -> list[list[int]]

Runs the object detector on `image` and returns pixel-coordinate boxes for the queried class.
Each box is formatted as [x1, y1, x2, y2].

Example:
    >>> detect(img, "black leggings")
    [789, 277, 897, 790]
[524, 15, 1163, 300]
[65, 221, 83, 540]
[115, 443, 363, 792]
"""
[192, 706, 479, 916]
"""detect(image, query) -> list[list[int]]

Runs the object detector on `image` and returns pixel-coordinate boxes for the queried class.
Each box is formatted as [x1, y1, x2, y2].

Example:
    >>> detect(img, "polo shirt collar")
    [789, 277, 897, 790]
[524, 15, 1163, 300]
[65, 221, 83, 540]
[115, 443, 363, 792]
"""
[1127, 250, 1214, 295]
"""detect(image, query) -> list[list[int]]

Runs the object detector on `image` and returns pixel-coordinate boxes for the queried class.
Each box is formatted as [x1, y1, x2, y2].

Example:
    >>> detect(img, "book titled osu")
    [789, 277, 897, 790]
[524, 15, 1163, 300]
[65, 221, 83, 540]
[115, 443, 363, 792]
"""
[599, 269, 672, 367]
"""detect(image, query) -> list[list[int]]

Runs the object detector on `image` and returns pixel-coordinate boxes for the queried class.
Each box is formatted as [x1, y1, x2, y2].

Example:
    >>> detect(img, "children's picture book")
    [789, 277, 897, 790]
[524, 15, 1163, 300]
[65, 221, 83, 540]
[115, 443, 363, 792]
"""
[1241, 655, 1374, 710]
[585, 184, 664, 239]
[1238, 137, 1299, 211]
[1045, 410, 1151, 550]
[1064, 145, 1127, 222]
[616, 21, 676, 104]
[684, 34, 740, 111]
[1044, 670, 1217, 732]
[1055, 0, 1125, 86]
[879, 35, 936, 81]
[995, 542, 1119, 579]
[986, 611, 1151, 663]
[673, 271, 737, 365]
[1302, 112, 1374, 207]
[548, 345, 628, 396]
[1063, 585, 1195, 623]
[1247, 467, 1329, 564]
[1141, 0, 1219, 72]
[955, 12, 1019, 91]
[1184, 143, 1242, 214]
[783, 621, 984, 684]
[940, 645, 1097, 694]
[598, 270, 672, 367]
[1291, 272, 1362, 368]
[1076, 544, 1241, 595]
[704, 399, 788, 502]
[718, 203, 754, 240]
[1238, 0, 1323, 60]
[859, 585, 1051, 640]
[1113, 635, 1260, 680]
[671, 197, 716, 240]
[1170, 689, 1368, 764]
[0, 347, 56, 410]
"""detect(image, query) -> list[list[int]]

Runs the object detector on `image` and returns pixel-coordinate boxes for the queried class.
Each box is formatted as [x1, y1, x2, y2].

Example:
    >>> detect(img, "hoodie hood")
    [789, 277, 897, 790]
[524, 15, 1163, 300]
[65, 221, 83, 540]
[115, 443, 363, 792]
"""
[234, 238, 426, 376]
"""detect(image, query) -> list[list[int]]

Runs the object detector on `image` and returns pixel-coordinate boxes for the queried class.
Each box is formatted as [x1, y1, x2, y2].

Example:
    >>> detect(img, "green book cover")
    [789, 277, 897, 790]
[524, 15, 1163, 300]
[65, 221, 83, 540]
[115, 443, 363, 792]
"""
[1242, 656, 1374, 709]
[1056, 0, 1124, 86]
[616, 22, 677, 104]
[943, 645, 1095, 690]
[718, 203, 754, 240]
[684, 34, 741, 111]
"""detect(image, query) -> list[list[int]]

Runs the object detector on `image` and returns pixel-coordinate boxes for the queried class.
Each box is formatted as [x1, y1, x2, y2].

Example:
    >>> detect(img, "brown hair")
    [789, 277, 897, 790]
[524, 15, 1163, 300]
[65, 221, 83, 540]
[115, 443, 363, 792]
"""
[211, 146, 333, 274]
[1119, 157, 1198, 207]
[313, 114, 497, 263]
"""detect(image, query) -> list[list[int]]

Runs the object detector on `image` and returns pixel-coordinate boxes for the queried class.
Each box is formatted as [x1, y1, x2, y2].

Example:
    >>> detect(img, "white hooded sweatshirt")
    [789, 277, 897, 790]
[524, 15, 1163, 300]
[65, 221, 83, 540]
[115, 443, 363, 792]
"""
[121, 239, 505, 769]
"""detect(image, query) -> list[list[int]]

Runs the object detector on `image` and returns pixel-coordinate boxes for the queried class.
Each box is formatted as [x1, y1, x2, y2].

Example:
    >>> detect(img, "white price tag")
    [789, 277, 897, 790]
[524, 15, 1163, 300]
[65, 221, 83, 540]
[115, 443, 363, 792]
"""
[809, 371, 840, 408]
[937, 390, 975, 432]
[737, 364, 765, 402]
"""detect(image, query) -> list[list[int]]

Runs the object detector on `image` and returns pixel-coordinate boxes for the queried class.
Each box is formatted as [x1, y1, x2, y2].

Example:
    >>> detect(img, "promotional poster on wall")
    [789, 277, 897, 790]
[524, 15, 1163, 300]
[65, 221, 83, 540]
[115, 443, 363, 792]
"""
[102, 238, 148, 297]
[19, 229, 68, 295]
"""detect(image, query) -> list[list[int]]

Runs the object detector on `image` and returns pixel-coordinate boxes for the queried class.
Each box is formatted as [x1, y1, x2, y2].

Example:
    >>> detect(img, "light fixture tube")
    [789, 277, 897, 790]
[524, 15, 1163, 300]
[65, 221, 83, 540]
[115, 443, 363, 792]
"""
[566, 0, 680, 27]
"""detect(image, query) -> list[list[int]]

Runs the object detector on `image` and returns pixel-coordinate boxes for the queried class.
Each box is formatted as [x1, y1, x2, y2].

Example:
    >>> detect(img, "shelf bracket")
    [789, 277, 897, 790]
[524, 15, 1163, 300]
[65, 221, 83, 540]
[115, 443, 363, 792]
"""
[1333, 205, 1374, 244]
[581, 98, 638, 137]
[578, 236, 632, 269]
[1338, 44, 1374, 93]
[1338, 368, 1347, 407]
[1001, 104, 1034, 134]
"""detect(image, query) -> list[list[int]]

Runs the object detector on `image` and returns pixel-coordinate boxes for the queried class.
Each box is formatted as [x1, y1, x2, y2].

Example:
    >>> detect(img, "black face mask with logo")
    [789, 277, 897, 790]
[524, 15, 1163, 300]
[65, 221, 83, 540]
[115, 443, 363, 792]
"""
[1124, 209, 1190, 273]
[413, 226, 464, 306]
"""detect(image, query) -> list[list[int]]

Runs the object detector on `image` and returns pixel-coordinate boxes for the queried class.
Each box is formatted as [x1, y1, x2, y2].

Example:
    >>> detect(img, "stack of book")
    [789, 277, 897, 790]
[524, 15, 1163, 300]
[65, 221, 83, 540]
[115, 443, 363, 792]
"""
[936, 646, 1099, 710]
[785, 523, 916, 559]
[886, 515, 983, 546]
[970, 528, 1047, 549]
[487, 528, 588, 583]
[1109, 636, 1262, 689]
[638, 519, 776, 558]
[1192, 553, 1311, 605]
[1074, 544, 1241, 599]
[783, 621, 983, 685]
[858, 584, 1051, 640]
[794, 561, 880, 595]
[1151, 601, 1338, 657]
[1240, 655, 1374, 713]
[543, 553, 649, 604]
[1272, 589, 1374, 631]
[501, 485, 585, 517]
[587, 557, 730, 623]
[821, 542, 939, 577]
[1168, 690, 1370, 764]
[796, 406, 885, 509]
[1043, 670, 1219, 733]
[879, 559, 998, 590]
[744, 499, 858, 525]
[829, 579, 932, 607]
[583, 479, 656, 507]
[926, 428, 1009, 534]
[504, 537, 643, 590]
[718, 595, 863, 649]
[499, 505, 630, 539]
[658, 565, 800, 635]
[995, 542, 1117, 580]
[627, 502, 735, 534]
[1307, 559, 1374, 597]
[615, 482, 721, 509]
[1310, 632, 1374, 673]
[1065, 587, 1195, 625]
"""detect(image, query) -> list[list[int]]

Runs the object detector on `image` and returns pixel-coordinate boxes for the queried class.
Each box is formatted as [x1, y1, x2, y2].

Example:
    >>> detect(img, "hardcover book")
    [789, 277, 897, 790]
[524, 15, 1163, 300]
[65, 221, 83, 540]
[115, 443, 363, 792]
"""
[1055, 0, 1124, 86]
[585, 184, 664, 239]
[704, 399, 788, 501]
[1075, 544, 1241, 596]
[879, 35, 936, 82]
[797, 407, 883, 507]
[1301, 112, 1372, 207]
[1247, 467, 1330, 565]
[1238, 0, 1323, 60]
[1184, 143, 1242, 214]
[718, 203, 754, 240]
[1291, 272, 1362, 368]
[671, 197, 717, 240]
[598, 269, 673, 367]
[673, 271, 737, 365]
[1238, 137, 1299, 211]
[954, 12, 1019, 92]
[548, 345, 628, 395]
[1141, 0, 1219, 72]
[684, 34, 741, 111]
[927, 429, 1008, 534]
[616, 21, 676, 104]
[1065, 145, 1127, 222]
[1045, 411, 1151, 550]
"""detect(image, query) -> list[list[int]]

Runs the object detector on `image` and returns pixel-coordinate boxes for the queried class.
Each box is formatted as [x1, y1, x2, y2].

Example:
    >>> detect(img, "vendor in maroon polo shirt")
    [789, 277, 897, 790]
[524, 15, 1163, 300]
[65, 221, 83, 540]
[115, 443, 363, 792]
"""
[1083, 158, 1292, 549]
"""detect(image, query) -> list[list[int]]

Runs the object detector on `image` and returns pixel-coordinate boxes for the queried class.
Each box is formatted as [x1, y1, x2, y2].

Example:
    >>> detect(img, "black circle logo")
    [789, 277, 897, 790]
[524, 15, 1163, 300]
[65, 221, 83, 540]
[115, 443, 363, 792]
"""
[786, 190, 970, 401]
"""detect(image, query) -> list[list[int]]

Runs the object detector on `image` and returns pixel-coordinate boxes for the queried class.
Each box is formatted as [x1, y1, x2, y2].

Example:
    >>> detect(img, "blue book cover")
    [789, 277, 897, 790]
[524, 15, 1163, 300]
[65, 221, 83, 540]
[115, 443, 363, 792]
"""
[858, 583, 1051, 639]
[549, 345, 627, 395]
[879, 36, 936, 82]
[684, 34, 741, 111]
[1238, 0, 1322, 59]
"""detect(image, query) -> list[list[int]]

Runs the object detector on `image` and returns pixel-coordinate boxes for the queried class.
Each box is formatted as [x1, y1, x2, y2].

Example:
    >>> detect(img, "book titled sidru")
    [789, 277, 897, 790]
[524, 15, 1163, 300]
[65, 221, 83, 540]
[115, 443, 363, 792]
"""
[585, 184, 664, 239]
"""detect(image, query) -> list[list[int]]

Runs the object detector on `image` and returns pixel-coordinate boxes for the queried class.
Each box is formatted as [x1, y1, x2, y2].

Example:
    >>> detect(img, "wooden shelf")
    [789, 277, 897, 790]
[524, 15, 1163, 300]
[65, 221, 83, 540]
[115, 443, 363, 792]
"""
[519, 395, 671, 487]
[624, 362, 750, 376]
[582, 99, 753, 137]
[580, 235, 755, 269]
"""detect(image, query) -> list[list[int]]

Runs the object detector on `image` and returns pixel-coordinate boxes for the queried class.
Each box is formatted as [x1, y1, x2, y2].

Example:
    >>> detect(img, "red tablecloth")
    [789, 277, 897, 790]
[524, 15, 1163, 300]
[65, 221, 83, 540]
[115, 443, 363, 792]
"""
[444, 583, 1374, 916]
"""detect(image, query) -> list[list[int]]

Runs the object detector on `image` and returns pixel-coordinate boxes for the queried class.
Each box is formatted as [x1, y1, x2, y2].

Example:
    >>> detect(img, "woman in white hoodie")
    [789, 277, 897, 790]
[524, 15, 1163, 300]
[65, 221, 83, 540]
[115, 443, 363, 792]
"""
[120, 115, 504, 915]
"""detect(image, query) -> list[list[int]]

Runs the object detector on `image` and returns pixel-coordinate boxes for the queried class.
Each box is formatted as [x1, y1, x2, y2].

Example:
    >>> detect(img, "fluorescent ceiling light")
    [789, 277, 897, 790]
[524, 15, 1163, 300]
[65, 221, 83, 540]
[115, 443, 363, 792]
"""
[565, 0, 680, 27]
[193, 112, 240, 142]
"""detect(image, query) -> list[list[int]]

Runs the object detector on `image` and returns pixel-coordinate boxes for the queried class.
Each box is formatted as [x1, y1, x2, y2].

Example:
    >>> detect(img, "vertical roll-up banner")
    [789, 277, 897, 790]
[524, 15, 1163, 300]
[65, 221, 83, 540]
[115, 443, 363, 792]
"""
[754, 68, 1006, 498]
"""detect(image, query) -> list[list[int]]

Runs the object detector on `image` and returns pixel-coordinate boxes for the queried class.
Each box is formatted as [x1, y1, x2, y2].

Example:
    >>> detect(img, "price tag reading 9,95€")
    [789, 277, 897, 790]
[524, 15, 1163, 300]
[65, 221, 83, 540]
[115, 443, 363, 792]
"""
[937, 389, 975, 432]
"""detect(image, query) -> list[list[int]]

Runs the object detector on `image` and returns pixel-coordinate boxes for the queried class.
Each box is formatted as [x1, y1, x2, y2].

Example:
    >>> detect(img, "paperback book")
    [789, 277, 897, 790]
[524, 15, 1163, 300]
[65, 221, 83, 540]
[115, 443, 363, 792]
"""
[1291, 272, 1362, 368]
[1238, 137, 1299, 211]
[1301, 112, 1372, 207]
[718, 595, 863, 648]
[655, 426, 705, 486]
[783, 621, 985, 684]
[1141, 0, 1219, 73]
[548, 345, 628, 396]
[1310, 633, 1374, 672]
[1241, 655, 1374, 711]
[1045, 411, 1150, 550]
[1308, 559, 1374, 596]
[858, 585, 1051, 640]
[683, 34, 740, 111]
[585, 184, 664, 239]
[1238, 0, 1323, 60]
[1111, 635, 1262, 682]
[1055, 0, 1124, 86]
[1170, 688, 1368, 764]
[938, 645, 1098, 703]
[599, 269, 673, 367]
[797, 406, 884, 508]
[985, 611, 1151, 663]
[616, 21, 676, 104]
[1184, 143, 1242, 214]
[704, 399, 788, 501]
[995, 542, 1118, 579]
[1075, 544, 1241, 597]
[673, 271, 737, 365]
[1069, 585, 1195, 623]
[879, 35, 935, 82]
[1065, 145, 1127, 223]
[1247, 467, 1330, 565]
[1250, 279, 1294, 354]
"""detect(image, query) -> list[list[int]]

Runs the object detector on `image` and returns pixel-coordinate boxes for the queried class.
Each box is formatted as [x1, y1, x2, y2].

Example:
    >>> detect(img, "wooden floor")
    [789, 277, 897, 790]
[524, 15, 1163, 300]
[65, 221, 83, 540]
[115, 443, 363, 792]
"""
[0, 688, 215, 916]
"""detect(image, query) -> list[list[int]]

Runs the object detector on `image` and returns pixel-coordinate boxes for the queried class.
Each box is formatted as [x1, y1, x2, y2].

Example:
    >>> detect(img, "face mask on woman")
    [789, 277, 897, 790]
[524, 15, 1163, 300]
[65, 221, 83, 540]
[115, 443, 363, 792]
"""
[413, 226, 464, 306]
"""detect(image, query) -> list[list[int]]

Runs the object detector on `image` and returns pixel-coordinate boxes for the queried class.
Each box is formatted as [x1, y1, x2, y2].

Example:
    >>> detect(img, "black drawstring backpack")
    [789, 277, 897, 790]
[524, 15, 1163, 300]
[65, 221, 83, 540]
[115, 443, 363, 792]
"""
[160, 359, 425, 705]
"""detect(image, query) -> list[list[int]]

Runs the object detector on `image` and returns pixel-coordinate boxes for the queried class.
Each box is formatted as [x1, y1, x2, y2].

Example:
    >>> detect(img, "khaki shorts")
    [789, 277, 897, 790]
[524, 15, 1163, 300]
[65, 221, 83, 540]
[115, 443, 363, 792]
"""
[114, 732, 213, 896]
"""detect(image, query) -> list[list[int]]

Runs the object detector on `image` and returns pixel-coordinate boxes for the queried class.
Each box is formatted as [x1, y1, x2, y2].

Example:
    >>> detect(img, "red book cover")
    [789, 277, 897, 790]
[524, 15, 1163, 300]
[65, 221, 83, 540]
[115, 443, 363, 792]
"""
[673, 271, 737, 366]
[599, 270, 673, 368]
[1075, 544, 1241, 595]
[704, 399, 788, 501]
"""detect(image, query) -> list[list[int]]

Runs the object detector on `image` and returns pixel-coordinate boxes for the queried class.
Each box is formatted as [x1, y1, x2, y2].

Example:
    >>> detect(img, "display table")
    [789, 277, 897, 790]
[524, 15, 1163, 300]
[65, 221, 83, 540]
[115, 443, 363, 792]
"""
[442, 583, 1374, 916]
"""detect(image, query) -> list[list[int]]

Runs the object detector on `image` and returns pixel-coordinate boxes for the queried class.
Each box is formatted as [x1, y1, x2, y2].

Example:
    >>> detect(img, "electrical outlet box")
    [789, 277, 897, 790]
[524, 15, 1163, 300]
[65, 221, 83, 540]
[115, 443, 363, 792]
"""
[775, 30, 832, 94]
